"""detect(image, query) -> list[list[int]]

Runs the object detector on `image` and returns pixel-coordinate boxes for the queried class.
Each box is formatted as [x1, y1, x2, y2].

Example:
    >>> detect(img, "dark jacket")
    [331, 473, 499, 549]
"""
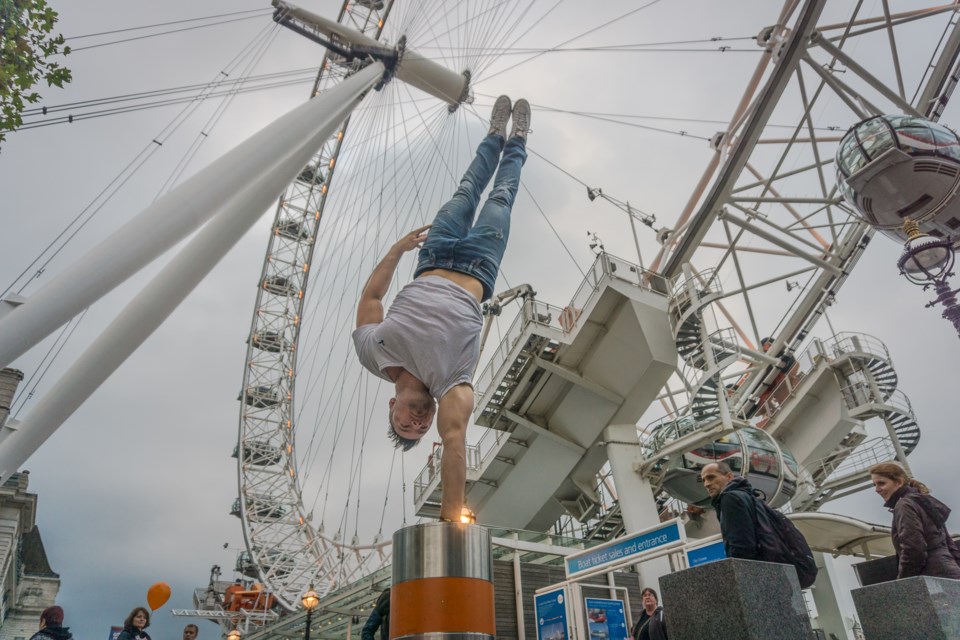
[631, 606, 667, 640]
[886, 485, 960, 579]
[361, 589, 390, 640]
[30, 626, 73, 640]
[711, 476, 761, 560]
[116, 626, 151, 640]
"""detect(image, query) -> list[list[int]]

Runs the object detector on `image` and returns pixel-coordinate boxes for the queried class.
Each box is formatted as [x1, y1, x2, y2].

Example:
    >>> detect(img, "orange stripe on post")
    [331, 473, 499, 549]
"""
[390, 576, 496, 637]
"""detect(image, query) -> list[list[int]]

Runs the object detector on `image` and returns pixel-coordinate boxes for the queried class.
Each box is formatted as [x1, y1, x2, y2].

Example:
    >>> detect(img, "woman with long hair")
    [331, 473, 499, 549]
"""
[116, 607, 151, 640]
[869, 462, 960, 579]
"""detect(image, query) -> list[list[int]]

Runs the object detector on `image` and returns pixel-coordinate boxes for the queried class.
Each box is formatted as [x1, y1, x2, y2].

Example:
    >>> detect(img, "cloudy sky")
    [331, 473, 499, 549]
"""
[1, 1, 959, 639]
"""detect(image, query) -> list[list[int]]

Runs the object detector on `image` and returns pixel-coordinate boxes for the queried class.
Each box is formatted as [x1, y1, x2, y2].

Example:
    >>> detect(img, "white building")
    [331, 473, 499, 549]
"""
[0, 369, 61, 640]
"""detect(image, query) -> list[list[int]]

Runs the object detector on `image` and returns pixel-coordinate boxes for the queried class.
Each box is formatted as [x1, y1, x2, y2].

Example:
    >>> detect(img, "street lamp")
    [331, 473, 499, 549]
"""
[897, 218, 960, 338]
[301, 585, 320, 640]
[226, 629, 241, 640]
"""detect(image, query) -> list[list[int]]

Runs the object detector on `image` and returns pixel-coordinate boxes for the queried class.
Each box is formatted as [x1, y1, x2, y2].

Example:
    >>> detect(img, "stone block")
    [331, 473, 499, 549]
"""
[660, 558, 813, 640]
[852, 576, 960, 640]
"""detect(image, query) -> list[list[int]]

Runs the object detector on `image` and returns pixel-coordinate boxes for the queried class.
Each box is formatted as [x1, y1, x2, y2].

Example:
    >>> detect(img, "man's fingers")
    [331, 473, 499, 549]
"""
[412, 224, 432, 236]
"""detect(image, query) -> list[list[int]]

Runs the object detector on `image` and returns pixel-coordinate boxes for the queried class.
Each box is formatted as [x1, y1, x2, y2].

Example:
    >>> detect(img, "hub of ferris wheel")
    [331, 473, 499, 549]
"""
[272, 0, 474, 110]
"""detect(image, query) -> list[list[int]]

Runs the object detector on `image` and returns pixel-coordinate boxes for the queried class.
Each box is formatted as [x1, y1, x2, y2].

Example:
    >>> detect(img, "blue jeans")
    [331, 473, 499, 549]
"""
[415, 133, 527, 301]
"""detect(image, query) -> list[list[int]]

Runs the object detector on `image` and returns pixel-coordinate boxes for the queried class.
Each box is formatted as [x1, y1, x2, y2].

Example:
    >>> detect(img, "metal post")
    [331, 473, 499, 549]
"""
[0, 63, 384, 480]
[626, 203, 644, 270]
[392, 522, 495, 639]
[513, 532, 526, 640]
[0, 63, 385, 371]
[304, 608, 313, 640]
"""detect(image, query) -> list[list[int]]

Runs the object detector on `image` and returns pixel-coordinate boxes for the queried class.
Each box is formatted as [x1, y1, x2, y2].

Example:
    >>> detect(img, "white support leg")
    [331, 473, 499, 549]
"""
[0, 63, 384, 371]
[604, 423, 671, 589]
[0, 62, 384, 480]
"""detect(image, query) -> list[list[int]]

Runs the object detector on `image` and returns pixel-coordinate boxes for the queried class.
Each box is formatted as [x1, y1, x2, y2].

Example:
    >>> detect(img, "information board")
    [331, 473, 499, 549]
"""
[685, 538, 726, 568]
[536, 588, 570, 640]
[584, 597, 629, 640]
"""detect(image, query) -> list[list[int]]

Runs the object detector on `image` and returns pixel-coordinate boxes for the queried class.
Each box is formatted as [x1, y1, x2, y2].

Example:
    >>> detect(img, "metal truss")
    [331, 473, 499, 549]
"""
[646, 0, 960, 418]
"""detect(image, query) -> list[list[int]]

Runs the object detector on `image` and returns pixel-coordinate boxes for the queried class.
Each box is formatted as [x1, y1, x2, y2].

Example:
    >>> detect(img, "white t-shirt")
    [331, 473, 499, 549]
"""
[352, 276, 483, 399]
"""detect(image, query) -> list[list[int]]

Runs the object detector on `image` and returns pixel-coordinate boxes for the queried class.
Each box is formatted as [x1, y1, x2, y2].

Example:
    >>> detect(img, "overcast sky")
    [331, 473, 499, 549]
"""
[1, 1, 959, 640]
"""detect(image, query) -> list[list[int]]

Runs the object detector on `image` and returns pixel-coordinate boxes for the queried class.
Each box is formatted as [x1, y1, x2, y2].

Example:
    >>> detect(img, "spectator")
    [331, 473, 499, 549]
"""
[182, 625, 199, 640]
[29, 606, 72, 640]
[869, 462, 960, 579]
[361, 588, 390, 640]
[700, 462, 760, 560]
[630, 588, 667, 640]
[117, 607, 151, 640]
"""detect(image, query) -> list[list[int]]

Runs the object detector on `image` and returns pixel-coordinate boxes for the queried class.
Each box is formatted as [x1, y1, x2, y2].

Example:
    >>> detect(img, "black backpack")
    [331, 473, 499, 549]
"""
[751, 494, 819, 589]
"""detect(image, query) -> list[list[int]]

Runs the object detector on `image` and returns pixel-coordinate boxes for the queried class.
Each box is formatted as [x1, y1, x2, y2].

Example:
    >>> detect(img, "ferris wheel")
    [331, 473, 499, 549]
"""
[230, 0, 960, 611]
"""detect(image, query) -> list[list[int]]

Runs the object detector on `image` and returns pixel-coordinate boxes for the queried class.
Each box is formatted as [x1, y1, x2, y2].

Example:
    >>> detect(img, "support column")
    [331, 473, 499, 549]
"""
[810, 552, 853, 640]
[0, 63, 384, 371]
[0, 63, 384, 480]
[604, 423, 671, 589]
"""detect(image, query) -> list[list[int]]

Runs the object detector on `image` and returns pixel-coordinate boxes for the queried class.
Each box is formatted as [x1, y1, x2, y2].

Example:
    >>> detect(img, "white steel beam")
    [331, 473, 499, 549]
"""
[0, 64, 385, 371]
[0, 63, 384, 480]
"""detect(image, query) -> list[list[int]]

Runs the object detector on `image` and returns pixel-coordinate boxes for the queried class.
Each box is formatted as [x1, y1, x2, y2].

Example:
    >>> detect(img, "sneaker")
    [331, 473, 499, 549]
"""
[510, 98, 530, 140]
[488, 95, 511, 138]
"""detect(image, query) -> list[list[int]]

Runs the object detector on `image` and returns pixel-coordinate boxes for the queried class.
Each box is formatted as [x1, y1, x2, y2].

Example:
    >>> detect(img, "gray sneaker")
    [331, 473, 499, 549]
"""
[510, 98, 530, 140]
[488, 95, 511, 138]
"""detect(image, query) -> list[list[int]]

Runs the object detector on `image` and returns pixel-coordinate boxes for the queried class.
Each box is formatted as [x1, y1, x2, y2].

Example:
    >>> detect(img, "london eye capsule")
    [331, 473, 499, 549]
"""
[836, 115, 960, 247]
[645, 422, 800, 508]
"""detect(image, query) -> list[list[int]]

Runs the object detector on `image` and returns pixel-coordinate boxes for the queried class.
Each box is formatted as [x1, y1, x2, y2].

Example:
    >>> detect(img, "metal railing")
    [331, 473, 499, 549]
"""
[412, 426, 512, 505]
[755, 331, 893, 423]
[804, 436, 897, 485]
[680, 326, 741, 382]
[668, 267, 721, 301]
[824, 332, 891, 362]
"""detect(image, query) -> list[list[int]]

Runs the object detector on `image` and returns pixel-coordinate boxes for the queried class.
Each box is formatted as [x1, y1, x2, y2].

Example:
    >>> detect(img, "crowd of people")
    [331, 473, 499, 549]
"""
[26, 607, 201, 640]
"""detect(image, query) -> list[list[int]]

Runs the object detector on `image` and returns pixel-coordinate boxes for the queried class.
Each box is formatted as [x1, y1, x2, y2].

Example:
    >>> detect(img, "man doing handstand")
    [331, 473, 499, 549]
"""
[353, 95, 530, 522]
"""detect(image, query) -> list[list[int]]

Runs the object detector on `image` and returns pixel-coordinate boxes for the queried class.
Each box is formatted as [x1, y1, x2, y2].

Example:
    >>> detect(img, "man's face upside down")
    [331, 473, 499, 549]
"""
[389, 388, 436, 440]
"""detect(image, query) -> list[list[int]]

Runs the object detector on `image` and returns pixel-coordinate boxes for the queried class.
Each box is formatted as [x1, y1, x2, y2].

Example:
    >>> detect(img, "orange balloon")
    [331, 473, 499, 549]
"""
[147, 582, 172, 611]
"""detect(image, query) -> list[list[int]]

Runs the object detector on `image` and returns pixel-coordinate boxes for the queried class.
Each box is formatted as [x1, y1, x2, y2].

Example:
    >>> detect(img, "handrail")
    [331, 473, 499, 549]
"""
[756, 331, 894, 423]
[803, 436, 896, 484]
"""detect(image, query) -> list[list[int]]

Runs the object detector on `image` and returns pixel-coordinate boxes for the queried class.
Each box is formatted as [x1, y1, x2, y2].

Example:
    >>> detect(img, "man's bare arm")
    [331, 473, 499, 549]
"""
[436, 383, 473, 522]
[356, 225, 431, 328]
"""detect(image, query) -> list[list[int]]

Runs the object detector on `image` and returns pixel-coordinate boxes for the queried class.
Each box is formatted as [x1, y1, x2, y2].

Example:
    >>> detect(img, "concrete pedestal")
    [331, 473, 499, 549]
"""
[660, 558, 813, 640]
[852, 576, 960, 640]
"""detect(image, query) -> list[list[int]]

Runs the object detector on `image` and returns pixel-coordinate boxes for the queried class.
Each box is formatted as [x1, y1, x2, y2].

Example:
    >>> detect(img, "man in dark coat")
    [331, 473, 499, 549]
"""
[361, 588, 390, 640]
[630, 587, 668, 640]
[701, 462, 761, 560]
[29, 606, 73, 640]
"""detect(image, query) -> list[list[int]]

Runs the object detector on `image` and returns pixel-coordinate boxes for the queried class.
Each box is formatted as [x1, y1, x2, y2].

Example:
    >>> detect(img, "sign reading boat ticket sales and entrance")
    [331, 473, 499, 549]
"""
[565, 519, 685, 577]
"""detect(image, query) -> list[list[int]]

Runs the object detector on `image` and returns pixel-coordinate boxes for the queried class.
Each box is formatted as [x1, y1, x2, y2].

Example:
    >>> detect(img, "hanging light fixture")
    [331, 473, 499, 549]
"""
[896, 218, 960, 337]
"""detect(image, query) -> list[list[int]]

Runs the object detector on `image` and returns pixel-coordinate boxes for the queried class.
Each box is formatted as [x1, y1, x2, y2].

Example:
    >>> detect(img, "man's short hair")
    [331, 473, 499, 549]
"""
[640, 587, 658, 602]
[387, 425, 421, 452]
[184, 625, 199, 634]
[713, 461, 735, 475]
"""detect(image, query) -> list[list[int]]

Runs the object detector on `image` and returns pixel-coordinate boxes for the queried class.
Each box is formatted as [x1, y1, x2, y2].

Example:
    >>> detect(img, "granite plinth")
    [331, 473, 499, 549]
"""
[660, 558, 813, 640]
[852, 576, 960, 640]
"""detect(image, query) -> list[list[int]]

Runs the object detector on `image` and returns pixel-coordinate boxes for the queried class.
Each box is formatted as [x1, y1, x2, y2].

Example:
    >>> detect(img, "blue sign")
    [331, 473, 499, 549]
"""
[107, 627, 123, 640]
[565, 520, 684, 577]
[585, 598, 629, 640]
[686, 539, 726, 567]
[535, 588, 569, 640]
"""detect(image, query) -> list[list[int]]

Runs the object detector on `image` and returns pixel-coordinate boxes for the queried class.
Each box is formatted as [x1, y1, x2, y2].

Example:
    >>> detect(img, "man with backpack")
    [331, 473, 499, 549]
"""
[700, 462, 818, 588]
